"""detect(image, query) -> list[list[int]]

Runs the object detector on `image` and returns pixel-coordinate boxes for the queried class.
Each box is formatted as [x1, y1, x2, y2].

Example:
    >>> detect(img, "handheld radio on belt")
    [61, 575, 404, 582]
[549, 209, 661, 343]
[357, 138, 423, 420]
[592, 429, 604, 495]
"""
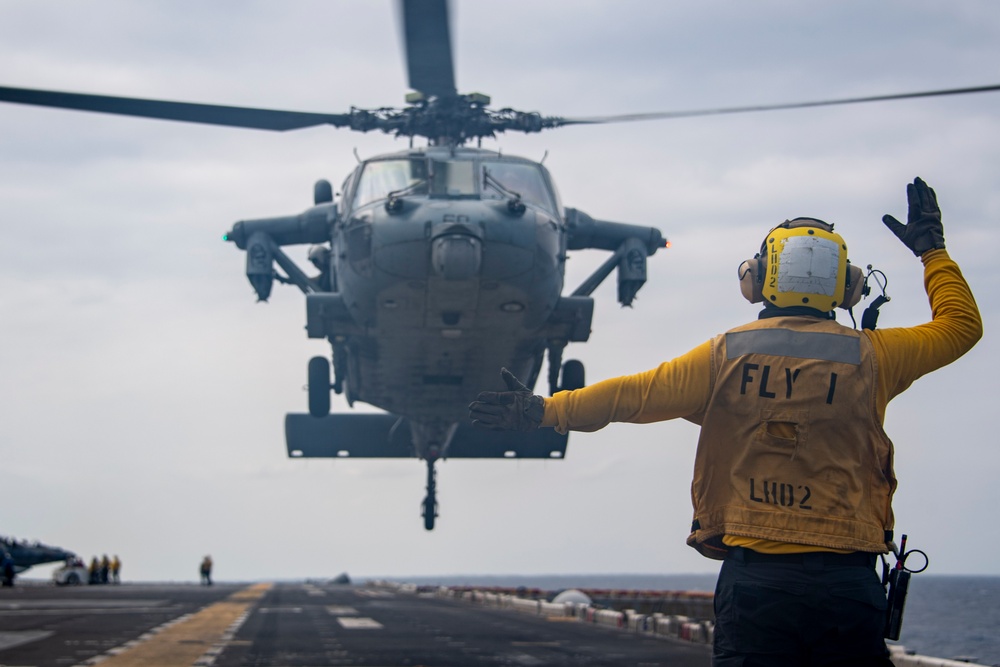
[883, 533, 928, 640]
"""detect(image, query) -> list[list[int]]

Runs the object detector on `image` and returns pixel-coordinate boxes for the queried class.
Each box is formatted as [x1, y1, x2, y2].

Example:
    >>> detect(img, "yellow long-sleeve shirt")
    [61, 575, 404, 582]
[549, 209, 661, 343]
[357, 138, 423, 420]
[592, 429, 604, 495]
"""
[544, 249, 981, 431]
[541, 249, 982, 552]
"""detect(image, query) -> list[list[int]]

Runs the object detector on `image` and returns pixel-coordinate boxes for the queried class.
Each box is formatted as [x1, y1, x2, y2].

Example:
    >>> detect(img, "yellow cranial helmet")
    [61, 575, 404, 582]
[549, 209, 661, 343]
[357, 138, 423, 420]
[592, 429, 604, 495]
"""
[739, 218, 863, 311]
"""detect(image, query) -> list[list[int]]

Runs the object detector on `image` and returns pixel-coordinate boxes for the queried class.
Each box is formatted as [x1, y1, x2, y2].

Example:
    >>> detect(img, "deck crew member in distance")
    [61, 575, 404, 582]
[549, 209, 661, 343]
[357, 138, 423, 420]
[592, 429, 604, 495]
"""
[470, 177, 982, 666]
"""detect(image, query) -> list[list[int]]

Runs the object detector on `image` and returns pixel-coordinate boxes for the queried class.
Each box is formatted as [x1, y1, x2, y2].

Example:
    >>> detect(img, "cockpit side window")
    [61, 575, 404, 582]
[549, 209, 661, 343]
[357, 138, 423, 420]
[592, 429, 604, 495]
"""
[540, 165, 564, 217]
[340, 172, 357, 215]
[353, 159, 429, 209]
[481, 161, 555, 213]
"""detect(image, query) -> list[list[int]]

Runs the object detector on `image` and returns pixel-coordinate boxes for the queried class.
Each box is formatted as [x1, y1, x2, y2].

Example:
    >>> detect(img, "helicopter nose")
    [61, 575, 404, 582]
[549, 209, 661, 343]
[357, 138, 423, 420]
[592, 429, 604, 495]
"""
[431, 234, 482, 280]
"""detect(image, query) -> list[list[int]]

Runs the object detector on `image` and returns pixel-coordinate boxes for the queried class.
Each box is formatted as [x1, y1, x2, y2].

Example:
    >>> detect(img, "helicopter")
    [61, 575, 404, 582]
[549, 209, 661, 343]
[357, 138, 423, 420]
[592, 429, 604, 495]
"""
[2, 2, 998, 532]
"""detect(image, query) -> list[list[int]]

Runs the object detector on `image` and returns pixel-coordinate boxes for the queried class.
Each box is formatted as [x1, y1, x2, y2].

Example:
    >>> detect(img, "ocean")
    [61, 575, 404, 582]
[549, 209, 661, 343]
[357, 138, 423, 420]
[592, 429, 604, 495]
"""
[397, 573, 1000, 666]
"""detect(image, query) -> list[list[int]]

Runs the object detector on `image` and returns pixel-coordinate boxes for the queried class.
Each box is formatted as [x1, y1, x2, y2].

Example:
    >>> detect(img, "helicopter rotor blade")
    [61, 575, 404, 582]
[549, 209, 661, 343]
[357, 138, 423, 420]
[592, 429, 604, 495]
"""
[553, 83, 1000, 127]
[401, 0, 457, 98]
[0, 85, 353, 131]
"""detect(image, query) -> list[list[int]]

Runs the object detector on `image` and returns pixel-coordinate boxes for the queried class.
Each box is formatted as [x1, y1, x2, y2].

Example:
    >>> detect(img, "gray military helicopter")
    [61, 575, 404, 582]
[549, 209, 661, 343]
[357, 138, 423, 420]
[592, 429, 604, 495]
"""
[2, 2, 998, 530]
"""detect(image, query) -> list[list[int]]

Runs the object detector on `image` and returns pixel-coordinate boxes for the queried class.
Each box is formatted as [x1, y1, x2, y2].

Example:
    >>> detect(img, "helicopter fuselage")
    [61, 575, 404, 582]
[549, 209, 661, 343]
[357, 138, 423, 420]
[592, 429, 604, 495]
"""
[332, 147, 565, 442]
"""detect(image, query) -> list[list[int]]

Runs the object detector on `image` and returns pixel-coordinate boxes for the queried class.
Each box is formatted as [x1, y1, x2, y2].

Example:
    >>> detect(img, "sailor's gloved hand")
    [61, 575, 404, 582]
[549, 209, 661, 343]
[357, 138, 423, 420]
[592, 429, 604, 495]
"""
[469, 368, 544, 431]
[882, 177, 946, 257]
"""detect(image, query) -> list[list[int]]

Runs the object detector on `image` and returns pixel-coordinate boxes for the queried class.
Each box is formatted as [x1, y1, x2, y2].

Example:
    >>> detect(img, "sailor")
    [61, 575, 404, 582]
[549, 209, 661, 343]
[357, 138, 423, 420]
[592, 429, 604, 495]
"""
[111, 555, 121, 584]
[200, 555, 213, 586]
[470, 178, 982, 666]
[0, 551, 14, 587]
[100, 554, 110, 584]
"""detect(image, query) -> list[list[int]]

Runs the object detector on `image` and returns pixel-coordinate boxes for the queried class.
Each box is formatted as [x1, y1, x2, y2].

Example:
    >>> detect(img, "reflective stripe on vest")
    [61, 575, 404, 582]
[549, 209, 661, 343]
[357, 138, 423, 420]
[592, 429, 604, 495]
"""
[726, 329, 861, 364]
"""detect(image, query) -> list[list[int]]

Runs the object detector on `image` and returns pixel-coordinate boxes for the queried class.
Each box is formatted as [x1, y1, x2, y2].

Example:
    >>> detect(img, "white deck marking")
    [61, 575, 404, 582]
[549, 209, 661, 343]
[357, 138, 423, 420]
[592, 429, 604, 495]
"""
[337, 617, 383, 629]
[354, 589, 393, 598]
[326, 605, 359, 616]
[0, 630, 53, 651]
[0, 599, 167, 610]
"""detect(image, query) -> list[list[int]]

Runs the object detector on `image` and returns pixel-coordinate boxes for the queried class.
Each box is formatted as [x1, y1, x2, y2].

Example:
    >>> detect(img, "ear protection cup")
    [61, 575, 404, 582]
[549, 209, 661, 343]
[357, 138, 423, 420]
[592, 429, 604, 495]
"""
[738, 257, 764, 303]
[841, 262, 865, 310]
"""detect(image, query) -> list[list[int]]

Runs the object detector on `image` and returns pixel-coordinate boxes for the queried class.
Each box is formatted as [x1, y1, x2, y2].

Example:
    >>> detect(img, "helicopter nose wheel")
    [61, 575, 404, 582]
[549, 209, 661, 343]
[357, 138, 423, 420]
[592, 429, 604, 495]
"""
[421, 458, 438, 531]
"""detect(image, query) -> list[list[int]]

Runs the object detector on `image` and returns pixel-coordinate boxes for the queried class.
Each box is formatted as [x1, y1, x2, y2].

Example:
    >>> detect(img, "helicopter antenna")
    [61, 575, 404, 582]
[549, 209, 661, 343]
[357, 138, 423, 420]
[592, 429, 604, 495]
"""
[541, 150, 548, 164]
[353, 147, 361, 163]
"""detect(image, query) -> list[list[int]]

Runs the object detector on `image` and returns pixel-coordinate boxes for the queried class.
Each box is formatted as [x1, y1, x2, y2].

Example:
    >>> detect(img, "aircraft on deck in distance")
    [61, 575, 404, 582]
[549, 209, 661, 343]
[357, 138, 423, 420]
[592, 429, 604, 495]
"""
[1, 535, 75, 575]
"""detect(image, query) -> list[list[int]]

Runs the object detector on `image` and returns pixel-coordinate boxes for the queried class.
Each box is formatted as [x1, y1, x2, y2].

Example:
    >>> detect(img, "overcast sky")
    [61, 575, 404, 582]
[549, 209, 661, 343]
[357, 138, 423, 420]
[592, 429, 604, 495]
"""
[1, 1, 998, 584]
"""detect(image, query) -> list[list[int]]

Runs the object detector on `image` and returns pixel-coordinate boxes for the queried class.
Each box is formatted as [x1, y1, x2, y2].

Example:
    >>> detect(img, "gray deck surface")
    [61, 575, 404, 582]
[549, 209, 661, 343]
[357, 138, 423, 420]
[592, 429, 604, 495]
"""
[0, 581, 711, 666]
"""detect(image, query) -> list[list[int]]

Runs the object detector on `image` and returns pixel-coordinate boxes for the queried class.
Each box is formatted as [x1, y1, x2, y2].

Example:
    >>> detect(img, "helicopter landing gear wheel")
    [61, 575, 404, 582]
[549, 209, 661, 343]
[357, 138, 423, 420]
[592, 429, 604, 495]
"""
[560, 359, 586, 391]
[421, 458, 438, 531]
[308, 356, 331, 417]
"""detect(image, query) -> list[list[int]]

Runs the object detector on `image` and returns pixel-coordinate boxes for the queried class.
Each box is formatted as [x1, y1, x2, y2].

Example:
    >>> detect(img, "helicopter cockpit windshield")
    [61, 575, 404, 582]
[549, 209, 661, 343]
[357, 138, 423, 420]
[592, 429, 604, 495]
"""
[481, 161, 554, 213]
[351, 157, 555, 214]
[431, 160, 476, 197]
[353, 159, 429, 209]
[352, 158, 480, 210]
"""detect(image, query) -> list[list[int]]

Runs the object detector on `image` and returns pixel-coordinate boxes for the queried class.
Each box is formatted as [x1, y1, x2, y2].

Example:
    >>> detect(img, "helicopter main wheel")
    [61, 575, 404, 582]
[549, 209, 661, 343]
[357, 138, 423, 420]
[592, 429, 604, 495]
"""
[308, 356, 331, 417]
[560, 359, 586, 391]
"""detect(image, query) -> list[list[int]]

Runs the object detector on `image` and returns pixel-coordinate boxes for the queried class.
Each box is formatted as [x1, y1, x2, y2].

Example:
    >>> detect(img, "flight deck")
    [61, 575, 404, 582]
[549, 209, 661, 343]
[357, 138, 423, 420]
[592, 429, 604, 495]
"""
[0, 581, 712, 666]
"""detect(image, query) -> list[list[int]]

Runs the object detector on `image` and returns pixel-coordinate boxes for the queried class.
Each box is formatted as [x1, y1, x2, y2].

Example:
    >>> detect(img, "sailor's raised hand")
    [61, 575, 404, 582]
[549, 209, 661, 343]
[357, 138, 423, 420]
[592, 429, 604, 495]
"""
[882, 177, 946, 257]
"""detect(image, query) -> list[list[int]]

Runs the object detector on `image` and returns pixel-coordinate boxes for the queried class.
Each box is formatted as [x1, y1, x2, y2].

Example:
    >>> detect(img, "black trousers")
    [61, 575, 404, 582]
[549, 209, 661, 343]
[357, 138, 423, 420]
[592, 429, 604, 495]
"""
[713, 547, 894, 667]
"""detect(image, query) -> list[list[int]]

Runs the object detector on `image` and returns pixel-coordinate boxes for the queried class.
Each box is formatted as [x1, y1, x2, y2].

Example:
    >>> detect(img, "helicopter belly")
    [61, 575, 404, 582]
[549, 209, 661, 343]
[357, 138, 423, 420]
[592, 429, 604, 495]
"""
[351, 274, 554, 421]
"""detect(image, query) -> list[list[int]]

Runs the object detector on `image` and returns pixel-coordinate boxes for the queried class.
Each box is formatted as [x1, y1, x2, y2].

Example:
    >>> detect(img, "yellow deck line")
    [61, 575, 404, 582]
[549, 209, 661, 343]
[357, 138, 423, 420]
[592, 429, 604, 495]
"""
[92, 583, 271, 667]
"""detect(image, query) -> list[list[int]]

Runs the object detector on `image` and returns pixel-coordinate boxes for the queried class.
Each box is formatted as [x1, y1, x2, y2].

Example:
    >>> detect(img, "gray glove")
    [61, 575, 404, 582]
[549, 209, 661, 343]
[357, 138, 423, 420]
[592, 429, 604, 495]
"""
[882, 177, 946, 256]
[469, 368, 544, 431]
